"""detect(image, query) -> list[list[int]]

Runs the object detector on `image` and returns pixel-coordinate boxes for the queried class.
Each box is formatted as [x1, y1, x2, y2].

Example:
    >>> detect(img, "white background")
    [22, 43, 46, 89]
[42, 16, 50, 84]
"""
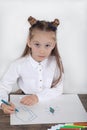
[0, 0, 87, 93]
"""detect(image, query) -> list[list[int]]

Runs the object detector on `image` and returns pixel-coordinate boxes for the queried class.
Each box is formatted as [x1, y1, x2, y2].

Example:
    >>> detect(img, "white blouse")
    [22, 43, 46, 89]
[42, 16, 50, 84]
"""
[0, 55, 64, 105]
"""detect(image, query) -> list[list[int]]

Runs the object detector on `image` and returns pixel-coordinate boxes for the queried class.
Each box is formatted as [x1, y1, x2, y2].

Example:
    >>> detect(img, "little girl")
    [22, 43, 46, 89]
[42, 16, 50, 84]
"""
[0, 16, 64, 114]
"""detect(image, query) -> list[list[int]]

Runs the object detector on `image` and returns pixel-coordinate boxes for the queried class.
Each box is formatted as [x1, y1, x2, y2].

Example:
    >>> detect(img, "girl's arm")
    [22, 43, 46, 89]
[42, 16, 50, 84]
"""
[0, 61, 20, 106]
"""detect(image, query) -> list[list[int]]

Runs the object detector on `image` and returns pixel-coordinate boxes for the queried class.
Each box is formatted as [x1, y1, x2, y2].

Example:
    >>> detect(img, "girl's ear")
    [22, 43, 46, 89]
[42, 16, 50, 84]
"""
[27, 37, 31, 48]
[52, 43, 56, 49]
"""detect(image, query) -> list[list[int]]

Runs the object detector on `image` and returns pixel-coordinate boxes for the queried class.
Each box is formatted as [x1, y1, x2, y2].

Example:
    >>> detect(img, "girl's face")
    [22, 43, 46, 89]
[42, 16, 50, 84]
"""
[28, 30, 56, 62]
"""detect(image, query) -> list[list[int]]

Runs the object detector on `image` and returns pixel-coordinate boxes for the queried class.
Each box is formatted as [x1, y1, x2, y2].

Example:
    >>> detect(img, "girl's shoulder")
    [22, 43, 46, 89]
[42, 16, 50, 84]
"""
[10, 56, 29, 66]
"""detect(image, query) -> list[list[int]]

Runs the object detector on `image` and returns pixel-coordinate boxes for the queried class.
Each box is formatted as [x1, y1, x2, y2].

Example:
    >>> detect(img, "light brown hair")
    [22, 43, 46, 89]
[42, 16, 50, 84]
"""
[22, 16, 64, 87]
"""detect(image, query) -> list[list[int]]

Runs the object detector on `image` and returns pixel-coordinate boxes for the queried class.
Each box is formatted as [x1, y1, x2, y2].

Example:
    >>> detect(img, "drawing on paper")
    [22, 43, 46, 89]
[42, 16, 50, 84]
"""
[45, 105, 59, 116]
[14, 106, 37, 122]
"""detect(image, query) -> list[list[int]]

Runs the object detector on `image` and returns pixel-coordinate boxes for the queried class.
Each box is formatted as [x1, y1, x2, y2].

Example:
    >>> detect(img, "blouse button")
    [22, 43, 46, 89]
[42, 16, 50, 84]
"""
[40, 87, 43, 90]
[40, 80, 42, 82]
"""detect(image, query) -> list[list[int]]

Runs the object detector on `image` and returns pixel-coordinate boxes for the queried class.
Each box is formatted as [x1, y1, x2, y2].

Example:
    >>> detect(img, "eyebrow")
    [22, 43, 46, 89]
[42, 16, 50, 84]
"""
[33, 41, 53, 45]
[33, 41, 40, 43]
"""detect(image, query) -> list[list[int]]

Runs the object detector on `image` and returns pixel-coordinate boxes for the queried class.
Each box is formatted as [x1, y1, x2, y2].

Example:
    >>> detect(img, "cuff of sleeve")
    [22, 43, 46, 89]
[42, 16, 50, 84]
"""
[36, 90, 61, 102]
[36, 93, 45, 102]
[0, 96, 8, 107]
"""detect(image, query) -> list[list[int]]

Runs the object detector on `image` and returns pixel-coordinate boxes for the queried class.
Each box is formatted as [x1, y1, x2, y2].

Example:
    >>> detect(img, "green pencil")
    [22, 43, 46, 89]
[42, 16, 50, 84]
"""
[61, 125, 86, 129]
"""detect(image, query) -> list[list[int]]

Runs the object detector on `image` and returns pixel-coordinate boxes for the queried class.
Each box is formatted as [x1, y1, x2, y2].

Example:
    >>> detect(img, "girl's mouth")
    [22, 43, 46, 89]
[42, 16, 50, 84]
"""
[38, 56, 45, 58]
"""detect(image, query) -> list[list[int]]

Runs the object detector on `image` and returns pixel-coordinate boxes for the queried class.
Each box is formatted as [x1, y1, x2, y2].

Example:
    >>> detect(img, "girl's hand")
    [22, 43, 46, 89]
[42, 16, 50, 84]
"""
[20, 95, 38, 106]
[1, 102, 16, 114]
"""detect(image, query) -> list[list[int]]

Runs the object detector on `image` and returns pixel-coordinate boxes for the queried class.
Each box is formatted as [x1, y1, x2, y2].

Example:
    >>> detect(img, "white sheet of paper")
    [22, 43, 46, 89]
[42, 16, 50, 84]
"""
[10, 94, 87, 125]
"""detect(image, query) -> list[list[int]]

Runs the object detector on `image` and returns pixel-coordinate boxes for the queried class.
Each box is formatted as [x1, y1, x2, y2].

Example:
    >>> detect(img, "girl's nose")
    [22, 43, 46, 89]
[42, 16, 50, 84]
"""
[39, 48, 45, 54]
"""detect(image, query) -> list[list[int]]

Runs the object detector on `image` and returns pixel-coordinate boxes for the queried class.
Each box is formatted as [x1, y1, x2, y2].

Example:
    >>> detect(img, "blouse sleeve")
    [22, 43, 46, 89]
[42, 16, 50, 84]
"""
[0, 61, 20, 106]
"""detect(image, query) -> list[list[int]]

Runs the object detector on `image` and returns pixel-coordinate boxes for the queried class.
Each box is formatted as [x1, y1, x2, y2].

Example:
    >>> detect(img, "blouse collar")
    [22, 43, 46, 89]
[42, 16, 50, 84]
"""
[28, 55, 48, 69]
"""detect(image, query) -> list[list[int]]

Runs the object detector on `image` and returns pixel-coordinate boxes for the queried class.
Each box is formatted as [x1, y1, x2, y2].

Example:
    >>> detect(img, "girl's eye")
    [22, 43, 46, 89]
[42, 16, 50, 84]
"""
[34, 43, 40, 47]
[45, 44, 51, 48]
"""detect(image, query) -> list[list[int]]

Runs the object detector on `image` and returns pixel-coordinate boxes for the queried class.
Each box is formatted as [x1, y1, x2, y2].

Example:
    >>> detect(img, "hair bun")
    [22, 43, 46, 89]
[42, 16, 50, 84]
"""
[51, 19, 60, 27]
[28, 16, 37, 26]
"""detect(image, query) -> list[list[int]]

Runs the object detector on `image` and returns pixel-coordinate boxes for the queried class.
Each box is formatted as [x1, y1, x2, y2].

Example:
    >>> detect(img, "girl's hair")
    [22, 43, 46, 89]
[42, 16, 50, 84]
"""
[22, 16, 64, 87]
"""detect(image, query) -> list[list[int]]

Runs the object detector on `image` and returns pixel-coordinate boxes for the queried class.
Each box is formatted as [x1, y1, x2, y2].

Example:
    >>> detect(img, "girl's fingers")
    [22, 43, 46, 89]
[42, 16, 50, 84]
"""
[1, 103, 16, 114]
[4, 108, 15, 114]
[21, 98, 32, 105]
[10, 102, 15, 109]
[20, 95, 38, 106]
[20, 95, 32, 103]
